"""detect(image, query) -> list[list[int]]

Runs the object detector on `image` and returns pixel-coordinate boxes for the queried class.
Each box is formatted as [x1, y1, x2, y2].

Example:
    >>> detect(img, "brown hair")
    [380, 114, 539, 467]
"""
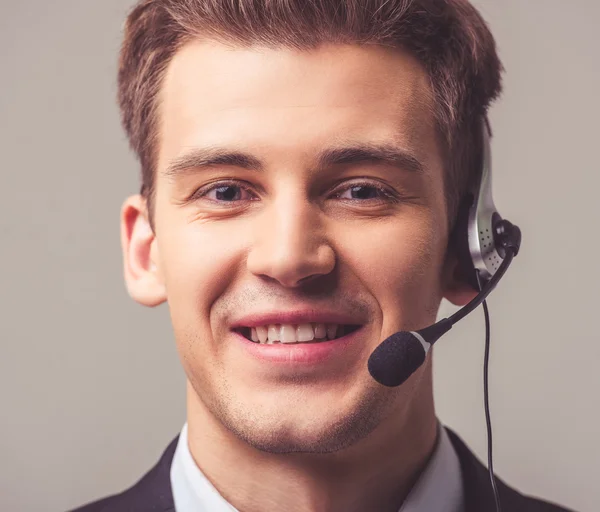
[117, 0, 503, 231]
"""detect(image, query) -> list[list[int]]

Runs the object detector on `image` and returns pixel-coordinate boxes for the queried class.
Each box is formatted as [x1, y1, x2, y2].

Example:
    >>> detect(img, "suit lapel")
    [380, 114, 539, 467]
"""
[133, 435, 178, 511]
[445, 427, 534, 512]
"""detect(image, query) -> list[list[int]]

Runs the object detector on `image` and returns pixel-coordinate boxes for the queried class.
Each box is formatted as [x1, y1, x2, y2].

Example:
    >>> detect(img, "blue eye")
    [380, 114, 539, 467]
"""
[334, 182, 395, 201]
[209, 184, 248, 202]
[192, 181, 254, 203]
[192, 180, 399, 205]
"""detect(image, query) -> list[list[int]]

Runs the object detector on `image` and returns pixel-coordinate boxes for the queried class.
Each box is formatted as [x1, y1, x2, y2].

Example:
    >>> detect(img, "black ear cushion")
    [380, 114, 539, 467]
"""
[450, 194, 480, 291]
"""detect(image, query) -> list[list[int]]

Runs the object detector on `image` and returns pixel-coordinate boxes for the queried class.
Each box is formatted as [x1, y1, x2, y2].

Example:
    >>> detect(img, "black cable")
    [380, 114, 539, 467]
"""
[483, 299, 501, 512]
[476, 270, 502, 512]
[477, 219, 520, 512]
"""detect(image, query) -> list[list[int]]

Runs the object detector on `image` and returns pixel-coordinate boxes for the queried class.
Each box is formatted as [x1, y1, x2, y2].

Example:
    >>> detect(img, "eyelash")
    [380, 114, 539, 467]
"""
[191, 179, 402, 205]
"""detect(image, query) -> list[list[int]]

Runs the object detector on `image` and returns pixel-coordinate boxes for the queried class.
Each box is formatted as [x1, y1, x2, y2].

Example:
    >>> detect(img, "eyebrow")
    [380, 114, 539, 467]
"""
[164, 142, 425, 179]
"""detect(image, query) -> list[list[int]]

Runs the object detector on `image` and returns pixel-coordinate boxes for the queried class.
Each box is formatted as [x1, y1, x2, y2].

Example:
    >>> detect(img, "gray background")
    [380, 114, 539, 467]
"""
[1, 1, 598, 511]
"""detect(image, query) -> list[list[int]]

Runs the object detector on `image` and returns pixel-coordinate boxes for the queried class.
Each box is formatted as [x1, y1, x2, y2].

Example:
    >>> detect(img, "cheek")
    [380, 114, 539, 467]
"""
[154, 217, 248, 384]
[155, 216, 245, 323]
[345, 213, 446, 326]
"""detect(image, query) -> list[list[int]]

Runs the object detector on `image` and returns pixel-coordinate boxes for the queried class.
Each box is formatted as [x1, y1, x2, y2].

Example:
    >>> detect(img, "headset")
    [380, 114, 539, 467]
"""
[368, 118, 522, 512]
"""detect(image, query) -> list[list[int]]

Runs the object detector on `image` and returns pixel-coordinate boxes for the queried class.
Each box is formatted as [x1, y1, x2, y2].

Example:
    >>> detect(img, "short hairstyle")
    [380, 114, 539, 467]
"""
[117, 0, 503, 232]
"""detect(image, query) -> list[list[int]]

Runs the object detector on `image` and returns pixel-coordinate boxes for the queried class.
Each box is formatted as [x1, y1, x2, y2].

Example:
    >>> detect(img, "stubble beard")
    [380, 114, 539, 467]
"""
[197, 374, 397, 455]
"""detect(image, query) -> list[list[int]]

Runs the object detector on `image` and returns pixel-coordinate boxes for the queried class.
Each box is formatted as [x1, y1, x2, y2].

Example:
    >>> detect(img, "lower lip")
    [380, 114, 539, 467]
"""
[233, 327, 364, 365]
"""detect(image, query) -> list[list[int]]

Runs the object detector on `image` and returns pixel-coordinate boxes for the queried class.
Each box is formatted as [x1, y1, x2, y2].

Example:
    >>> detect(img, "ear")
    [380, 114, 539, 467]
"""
[440, 248, 479, 307]
[120, 195, 167, 307]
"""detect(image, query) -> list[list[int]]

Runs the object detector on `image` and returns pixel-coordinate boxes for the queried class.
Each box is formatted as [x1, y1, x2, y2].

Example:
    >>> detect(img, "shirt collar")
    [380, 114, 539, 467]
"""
[170, 421, 464, 512]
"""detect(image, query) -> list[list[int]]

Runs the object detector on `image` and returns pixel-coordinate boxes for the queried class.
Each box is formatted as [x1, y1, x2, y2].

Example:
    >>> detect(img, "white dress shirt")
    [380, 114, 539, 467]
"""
[170, 421, 464, 512]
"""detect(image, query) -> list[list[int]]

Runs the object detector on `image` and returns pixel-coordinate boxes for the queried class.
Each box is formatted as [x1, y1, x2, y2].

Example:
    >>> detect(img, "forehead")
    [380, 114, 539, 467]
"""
[156, 40, 437, 175]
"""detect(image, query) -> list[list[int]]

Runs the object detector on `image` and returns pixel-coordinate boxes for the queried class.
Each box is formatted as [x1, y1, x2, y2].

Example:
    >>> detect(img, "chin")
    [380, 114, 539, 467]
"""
[217, 391, 388, 455]
[229, 420, 364, 454]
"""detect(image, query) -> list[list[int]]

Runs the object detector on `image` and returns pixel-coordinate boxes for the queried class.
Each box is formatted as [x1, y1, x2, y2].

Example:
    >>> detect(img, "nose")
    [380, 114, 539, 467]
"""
[246, 192, 335, 288]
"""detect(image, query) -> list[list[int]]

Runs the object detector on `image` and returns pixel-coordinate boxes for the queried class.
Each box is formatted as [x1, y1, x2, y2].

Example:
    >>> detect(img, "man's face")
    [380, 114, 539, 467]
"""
[124, 41, 468, 453]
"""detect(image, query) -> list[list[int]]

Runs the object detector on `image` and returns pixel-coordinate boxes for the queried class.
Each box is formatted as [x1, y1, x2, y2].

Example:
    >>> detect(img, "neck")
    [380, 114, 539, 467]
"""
[185, 368, 438, 512]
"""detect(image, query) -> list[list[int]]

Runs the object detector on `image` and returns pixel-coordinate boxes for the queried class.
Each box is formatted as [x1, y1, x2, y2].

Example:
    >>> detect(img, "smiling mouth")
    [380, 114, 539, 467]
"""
[234, 324, 362, 344]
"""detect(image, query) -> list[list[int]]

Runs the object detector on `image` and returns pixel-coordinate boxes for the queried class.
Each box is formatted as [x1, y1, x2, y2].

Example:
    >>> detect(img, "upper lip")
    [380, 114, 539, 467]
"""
[230, 309, 366, 329]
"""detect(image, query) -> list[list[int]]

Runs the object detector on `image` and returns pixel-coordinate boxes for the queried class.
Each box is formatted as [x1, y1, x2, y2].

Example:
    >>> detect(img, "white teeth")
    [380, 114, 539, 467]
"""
[280, 324, 296, 343]
[314, 323, 327, 339]
[267, 324, 280, 342]
[327, 324, 338, 340]
[248, 323, 346, 344]
[296, 324, 315, 342]
[256, 325, 268, 343]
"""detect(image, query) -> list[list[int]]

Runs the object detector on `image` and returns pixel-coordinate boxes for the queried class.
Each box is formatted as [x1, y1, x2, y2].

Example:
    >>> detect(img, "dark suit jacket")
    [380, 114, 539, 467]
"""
[70, 428, 575, 512]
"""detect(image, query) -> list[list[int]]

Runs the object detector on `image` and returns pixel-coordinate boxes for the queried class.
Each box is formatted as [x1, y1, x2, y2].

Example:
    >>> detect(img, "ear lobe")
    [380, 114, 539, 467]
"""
[120, 195, 167, 307]
[441, 250, 479, 307]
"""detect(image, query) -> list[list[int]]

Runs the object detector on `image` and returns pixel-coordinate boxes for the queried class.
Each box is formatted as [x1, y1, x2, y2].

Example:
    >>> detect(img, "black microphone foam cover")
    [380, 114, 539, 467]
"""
[367, 331, 426, 388]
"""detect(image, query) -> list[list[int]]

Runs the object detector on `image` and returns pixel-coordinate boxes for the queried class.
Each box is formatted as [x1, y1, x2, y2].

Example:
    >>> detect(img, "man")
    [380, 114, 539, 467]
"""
[72, 0, 574, 511]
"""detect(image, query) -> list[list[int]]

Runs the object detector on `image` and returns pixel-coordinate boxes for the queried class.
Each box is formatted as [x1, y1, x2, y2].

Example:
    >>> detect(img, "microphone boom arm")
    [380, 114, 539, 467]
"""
[448, 250, 514, 326]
